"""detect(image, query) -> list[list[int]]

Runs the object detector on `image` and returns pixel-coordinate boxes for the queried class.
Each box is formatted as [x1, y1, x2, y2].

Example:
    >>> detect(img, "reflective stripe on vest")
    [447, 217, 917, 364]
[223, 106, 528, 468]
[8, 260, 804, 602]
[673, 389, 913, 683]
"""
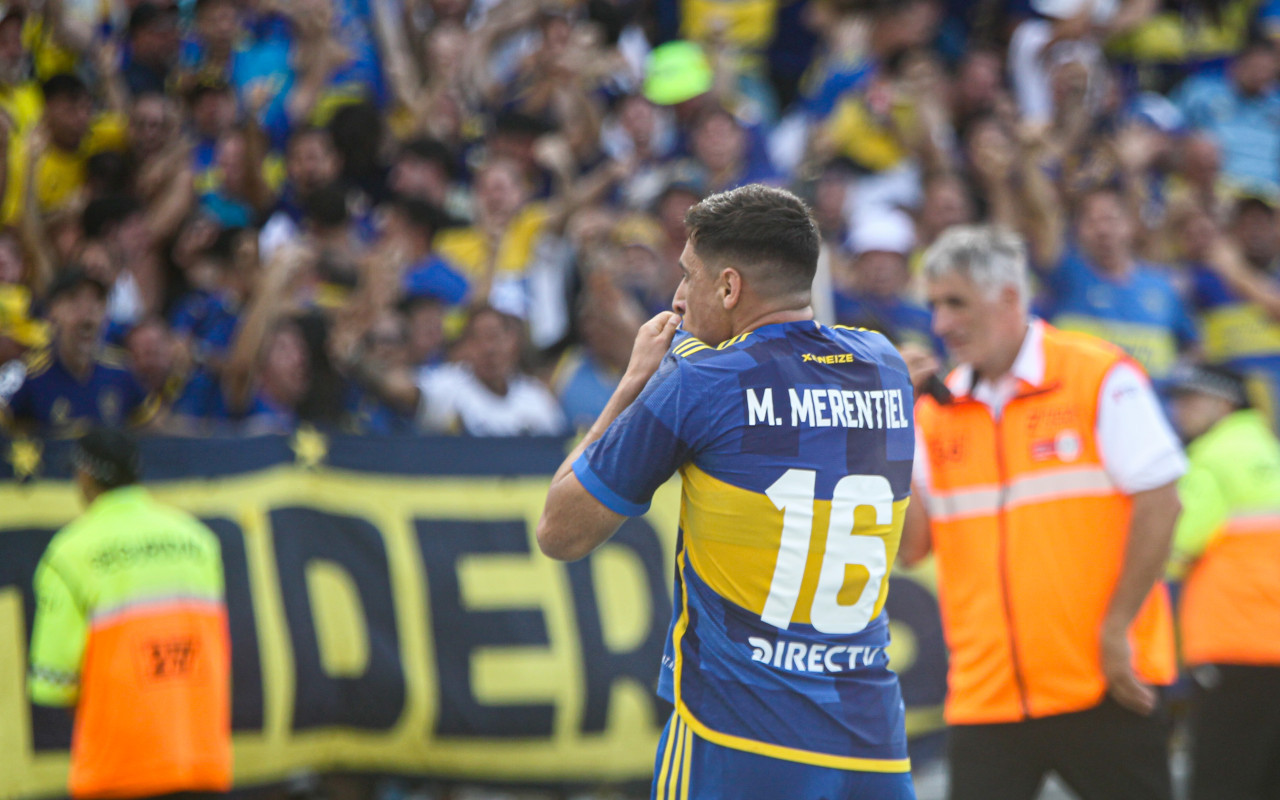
[926, 465, 1115, 522]
[1220, 510, 1280, 536]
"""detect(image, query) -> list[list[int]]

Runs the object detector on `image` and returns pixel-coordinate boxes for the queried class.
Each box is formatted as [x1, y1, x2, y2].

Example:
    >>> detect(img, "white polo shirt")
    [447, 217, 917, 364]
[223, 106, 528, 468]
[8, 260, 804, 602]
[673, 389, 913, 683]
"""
[914, 320, 1187, 497]
[415, 362, 567, 437]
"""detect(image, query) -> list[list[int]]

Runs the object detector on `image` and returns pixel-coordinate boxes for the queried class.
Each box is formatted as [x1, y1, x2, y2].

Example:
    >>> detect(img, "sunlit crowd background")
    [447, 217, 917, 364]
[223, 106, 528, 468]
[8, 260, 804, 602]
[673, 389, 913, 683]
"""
[1, 0, 1279, 439]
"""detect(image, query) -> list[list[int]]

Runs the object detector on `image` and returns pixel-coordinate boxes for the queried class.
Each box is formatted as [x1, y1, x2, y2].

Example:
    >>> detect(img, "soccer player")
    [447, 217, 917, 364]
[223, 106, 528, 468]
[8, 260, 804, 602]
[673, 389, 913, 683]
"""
[538, 185, 917, 800]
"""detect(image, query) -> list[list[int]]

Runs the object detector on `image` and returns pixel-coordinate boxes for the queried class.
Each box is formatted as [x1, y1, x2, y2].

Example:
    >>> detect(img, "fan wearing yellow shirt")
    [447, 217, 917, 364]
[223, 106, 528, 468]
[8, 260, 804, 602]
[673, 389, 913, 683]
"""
[434, 157, 550, 315]
[0, 10, 43, 141]
[1, 74, 128, 224]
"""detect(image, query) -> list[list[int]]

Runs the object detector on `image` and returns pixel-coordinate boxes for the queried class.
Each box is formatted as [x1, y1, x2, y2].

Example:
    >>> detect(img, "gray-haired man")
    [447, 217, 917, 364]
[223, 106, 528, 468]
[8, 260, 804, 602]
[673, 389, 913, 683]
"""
[901, 226, 1186, 800]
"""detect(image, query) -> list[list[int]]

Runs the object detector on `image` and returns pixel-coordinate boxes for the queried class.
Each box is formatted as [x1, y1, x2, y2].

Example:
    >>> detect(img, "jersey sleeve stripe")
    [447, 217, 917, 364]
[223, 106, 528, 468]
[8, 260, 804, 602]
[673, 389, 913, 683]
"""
[572, 455, 651, 516]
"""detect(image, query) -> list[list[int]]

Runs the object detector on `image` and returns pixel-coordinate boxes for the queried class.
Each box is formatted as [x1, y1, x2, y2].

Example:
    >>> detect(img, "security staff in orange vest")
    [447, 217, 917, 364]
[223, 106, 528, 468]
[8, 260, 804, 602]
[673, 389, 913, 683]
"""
[1166, 365, 1280, 800]
[28, 428, 231, 799]
[900, 226, 1186, 800]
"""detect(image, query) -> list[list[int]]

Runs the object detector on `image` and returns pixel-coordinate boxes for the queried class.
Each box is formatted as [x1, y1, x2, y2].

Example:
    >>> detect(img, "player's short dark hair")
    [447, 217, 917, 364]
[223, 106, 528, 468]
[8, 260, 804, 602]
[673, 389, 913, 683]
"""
[684, 184, 820, 295]
[73, 427, 141, 490]
[42, 73, 89, 103]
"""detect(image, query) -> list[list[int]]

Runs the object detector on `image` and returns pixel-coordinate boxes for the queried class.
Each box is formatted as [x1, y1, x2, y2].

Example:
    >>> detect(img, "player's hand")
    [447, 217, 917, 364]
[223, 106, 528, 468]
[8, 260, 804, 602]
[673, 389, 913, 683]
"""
[623, 311, 681, 386]
[1100, 624, 1157, 716]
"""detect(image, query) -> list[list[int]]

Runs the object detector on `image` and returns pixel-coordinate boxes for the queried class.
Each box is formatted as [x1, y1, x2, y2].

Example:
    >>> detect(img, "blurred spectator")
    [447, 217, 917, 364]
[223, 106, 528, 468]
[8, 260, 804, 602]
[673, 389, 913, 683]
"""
[123, 3, 180, 98]
[1176, 37, 1280, 194]
[834, 207, 939, 354]
[688, 105, 778, 192]
[1008, 0, 1111, 127]
[549, 279, 643, 431]
[386, 197, 469, 308]
[415, 306, 566, 435]
[1185, 196, 1280, 427]
[3, 268, 158, 434]
[1041, 187, 1199, 382]
[4, 74, 127, 222]
[123, 316, 221, 429]
[171, 223, 247, 366]
[401, 295, 448, 369]
[342, 309, 416, 433]
[1112, 0, 1276, 93]
[0, 10, 44, 142]
[178, 0, 243, 89]
[259, 126, 343, 260]
[429, 160, 547, 293]
[221, 245, 318, 434]
[79, 195, 158, 336]
[389, 137, 456, 208]
[0, 238, 49, 399]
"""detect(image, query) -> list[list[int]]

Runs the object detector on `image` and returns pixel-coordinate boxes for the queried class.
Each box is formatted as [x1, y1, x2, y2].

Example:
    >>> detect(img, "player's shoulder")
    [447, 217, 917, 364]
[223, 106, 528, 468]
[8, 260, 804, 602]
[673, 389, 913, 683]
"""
[827, 324, 909, 370]
[671, 331, 750, 361]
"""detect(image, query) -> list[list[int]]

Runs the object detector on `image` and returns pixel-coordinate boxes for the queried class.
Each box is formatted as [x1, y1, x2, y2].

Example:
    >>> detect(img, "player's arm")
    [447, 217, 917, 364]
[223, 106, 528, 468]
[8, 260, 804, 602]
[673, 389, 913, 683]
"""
[538, 312, 681, 561]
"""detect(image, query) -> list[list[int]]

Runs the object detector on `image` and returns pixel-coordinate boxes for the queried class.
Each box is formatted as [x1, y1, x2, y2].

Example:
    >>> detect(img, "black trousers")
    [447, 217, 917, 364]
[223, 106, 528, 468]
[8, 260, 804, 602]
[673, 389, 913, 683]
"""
[947, 696, 1173, 800]
[1190, 664, 1280, 800]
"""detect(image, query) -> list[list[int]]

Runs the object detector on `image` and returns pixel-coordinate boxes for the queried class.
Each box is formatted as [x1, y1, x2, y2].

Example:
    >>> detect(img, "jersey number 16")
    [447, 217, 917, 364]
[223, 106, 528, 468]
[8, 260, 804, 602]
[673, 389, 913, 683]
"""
[761, 469, 891, 635]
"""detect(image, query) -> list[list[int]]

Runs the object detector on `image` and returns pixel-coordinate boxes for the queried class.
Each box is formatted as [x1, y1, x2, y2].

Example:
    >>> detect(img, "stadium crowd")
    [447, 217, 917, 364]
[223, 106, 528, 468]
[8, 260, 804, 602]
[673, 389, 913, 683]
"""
[0, 0, 1278, 439]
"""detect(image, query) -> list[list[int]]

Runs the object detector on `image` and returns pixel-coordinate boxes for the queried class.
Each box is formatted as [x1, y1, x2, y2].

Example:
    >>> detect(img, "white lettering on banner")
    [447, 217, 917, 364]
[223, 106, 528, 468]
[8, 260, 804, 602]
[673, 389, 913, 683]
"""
[752, 388, 911, 429]
[744, 638, 885, 674]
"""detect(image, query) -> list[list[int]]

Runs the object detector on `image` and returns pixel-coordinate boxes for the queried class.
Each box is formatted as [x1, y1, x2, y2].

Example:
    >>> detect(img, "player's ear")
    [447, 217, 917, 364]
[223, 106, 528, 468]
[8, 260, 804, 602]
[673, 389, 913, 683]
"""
[721, 268, 742, 309]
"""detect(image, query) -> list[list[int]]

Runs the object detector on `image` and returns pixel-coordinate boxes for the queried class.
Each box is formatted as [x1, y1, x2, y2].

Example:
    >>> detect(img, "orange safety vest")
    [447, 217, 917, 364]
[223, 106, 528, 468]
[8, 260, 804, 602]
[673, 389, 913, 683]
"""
[1181, 511, 1280, 667]
[71, 600, 232, 799]
[915, 323, 1176, 725]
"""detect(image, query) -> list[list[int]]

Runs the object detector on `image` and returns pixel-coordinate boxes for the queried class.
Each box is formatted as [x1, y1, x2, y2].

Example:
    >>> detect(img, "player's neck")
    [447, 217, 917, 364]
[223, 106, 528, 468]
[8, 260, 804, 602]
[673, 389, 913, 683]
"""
[730, 305, 814, 339]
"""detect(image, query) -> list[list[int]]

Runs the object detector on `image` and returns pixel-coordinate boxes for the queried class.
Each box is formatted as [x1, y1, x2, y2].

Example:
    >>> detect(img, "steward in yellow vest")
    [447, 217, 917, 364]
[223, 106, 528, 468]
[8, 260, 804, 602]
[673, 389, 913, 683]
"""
[1167, 365, 1280, 800]
[28, 428, 231, 799]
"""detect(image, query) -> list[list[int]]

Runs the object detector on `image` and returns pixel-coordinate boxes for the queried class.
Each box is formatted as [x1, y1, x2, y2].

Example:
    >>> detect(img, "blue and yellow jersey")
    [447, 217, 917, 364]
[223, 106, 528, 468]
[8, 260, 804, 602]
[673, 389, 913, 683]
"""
[2, 347, 158, 435]
[1190, 264, 1280, 428]
[575, 320, 914, 772]
[1040, 249, 1198, 381]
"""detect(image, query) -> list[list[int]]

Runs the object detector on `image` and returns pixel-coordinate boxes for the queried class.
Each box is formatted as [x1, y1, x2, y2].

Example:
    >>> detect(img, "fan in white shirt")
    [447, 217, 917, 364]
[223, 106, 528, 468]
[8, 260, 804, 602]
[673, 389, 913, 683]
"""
[415, 307, 566, 436]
